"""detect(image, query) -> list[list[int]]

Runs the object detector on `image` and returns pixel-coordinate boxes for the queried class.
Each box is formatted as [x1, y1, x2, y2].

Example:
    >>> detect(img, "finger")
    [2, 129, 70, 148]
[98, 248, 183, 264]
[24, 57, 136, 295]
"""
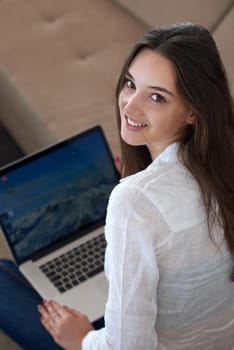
[40, 314, 56, 338]
[38, 303, 49, 319]
[49, 300, 70, 318]
[44, 299, 60, 315]
[39, 300, 60, 324]
[38, 304, 54, 325]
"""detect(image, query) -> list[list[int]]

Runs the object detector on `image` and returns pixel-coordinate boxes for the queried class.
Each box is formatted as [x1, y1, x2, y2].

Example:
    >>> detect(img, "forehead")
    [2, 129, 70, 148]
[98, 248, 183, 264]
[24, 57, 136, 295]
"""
[129, 49, 177, 92]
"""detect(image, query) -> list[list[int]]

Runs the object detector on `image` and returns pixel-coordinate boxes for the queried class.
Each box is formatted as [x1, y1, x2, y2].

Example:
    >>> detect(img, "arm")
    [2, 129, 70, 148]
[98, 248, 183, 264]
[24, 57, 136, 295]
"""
[83, 183, 160, 349]
[39, 183, 161, 350]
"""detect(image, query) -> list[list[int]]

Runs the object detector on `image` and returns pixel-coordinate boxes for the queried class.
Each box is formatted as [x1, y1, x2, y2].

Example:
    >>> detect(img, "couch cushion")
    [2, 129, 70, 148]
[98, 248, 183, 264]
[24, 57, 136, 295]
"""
[116, 0, 234, 97]
[115, 0, 233, 30]
[0, 0, 147, 155]
[213, 6, 234, 96]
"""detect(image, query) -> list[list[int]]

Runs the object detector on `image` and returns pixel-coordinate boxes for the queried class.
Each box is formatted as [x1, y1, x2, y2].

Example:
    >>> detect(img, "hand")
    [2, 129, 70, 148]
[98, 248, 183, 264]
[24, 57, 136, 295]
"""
[38, 299, 94, 350]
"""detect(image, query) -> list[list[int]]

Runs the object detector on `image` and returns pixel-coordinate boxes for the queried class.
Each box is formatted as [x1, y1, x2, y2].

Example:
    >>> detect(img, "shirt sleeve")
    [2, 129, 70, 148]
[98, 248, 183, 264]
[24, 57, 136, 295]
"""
[82, 182, 161, 350]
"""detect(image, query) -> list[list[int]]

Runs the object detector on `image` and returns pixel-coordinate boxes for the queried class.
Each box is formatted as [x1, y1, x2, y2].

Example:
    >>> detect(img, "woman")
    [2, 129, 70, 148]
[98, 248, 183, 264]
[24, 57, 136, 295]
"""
[1, 22, 234, 349]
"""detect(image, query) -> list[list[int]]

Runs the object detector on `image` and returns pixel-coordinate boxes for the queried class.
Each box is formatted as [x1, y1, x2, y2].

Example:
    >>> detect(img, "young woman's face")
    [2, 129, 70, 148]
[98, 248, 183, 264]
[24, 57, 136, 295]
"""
[118, 49, 194, 159]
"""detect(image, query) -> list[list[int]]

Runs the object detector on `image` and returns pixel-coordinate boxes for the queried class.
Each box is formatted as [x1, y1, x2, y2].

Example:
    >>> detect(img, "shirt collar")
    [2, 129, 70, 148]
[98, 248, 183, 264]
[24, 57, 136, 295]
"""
[120, 142, 179, 183]
[151, 142, 179, 166]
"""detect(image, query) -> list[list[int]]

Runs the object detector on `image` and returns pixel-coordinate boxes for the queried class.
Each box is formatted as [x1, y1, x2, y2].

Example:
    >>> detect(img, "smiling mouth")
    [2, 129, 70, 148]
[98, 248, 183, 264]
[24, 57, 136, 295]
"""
[126, 116, 147, 127]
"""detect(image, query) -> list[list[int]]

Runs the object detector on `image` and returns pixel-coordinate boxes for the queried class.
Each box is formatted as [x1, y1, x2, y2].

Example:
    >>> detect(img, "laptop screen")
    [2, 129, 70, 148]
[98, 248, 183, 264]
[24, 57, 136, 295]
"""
[0, 126, 119, 264]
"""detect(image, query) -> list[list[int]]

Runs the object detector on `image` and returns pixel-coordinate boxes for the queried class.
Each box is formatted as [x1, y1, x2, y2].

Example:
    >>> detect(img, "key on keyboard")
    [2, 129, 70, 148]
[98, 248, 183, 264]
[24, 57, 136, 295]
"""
[39, 234, 106, 293]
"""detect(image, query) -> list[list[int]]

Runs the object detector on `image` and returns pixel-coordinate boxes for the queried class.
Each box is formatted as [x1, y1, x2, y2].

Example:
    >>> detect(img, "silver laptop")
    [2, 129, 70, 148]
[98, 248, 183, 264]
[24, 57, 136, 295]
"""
[0, 125, 119, 322]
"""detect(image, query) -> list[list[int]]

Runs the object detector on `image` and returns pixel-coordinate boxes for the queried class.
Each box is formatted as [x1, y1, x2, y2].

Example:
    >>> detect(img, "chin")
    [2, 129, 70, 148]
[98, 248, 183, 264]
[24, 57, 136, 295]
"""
[120, 132, 143, 147]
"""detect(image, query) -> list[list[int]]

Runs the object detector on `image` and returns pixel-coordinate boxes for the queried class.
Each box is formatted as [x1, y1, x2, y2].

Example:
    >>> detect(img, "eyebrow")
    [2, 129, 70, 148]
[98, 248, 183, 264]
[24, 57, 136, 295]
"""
[126, 71, 175, 98]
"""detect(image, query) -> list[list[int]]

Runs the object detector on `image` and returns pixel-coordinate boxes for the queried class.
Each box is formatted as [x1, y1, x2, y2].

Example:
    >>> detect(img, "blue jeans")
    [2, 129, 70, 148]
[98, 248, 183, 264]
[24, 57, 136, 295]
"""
[0, 259, 104, 350]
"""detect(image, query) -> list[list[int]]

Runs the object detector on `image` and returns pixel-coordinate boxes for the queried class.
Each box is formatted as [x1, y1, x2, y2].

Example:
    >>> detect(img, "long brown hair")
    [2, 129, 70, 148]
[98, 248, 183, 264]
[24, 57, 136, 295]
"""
[115, 23, 234, 280]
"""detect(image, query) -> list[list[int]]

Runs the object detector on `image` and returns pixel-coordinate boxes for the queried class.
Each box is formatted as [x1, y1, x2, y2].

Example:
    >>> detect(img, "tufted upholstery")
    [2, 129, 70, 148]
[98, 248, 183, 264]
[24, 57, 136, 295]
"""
[0, 0, 233, 260]
[0, 0, 233, 157]
[0, 0, 146, 156]
[117, 0, 234, 95]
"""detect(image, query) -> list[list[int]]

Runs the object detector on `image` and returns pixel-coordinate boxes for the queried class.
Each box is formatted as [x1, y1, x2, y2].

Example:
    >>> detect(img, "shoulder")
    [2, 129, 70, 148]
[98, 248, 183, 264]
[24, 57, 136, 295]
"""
[108, 155, 205, 232]
[105, 165, 171, 252]
[111, 156, 191, 203]
[106, 157, 180, 222]
[106, 160, 172, 223]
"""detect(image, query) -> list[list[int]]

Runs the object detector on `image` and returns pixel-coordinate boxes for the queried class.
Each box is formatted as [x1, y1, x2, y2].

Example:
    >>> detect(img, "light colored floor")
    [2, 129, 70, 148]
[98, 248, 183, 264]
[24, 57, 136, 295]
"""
[0, 330, 22, 349]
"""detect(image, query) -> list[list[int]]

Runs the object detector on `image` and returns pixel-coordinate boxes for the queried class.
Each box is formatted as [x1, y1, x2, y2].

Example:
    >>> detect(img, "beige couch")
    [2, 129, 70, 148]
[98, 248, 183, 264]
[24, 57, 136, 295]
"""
[0, 0, 233, 260]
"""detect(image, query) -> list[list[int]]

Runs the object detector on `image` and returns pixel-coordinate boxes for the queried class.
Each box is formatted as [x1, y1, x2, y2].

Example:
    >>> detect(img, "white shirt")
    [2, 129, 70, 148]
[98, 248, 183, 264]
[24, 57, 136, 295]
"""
[83, 143, 234, 350]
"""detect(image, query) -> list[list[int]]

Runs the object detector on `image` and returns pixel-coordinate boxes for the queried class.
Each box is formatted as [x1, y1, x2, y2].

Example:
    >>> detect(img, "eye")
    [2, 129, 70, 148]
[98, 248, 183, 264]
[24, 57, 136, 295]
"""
[124, 78, 135, 90]
[151, 93, 165, 103]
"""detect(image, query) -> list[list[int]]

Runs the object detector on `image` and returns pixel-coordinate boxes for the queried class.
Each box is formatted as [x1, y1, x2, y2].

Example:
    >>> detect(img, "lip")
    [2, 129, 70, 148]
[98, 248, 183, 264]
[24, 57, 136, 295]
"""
[124, 115, 147, 130]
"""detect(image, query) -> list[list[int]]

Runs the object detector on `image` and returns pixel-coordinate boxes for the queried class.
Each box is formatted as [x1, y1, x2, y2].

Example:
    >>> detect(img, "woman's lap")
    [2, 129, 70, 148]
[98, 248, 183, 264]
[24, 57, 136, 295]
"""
[0, 259, 104, 349]
[0, 259, 62, 349]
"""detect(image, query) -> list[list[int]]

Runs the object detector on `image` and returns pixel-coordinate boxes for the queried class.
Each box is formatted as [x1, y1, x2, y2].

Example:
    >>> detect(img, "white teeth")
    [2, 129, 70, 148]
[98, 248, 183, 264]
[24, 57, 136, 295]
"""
[127, 117, 146, 127]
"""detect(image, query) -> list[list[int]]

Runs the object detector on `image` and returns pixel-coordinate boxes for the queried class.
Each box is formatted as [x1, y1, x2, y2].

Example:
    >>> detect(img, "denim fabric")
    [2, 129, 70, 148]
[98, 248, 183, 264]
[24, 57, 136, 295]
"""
[0, 259, 63, 350]
[0, 259, 104, 349]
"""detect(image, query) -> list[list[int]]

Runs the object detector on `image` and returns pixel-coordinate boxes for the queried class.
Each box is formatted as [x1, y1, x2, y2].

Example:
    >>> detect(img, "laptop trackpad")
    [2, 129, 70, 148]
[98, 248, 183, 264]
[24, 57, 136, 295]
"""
[96, 276, 109, 293]
[55, 275, 108, 321]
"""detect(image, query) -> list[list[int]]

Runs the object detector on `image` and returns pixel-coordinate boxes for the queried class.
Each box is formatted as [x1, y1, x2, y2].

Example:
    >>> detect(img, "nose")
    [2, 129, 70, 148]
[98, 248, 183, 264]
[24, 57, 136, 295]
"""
[123, 91, 142, 117]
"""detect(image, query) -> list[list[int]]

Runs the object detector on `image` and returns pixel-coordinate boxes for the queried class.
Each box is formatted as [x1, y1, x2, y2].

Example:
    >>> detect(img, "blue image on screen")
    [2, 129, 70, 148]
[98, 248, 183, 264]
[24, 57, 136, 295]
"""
[0, 129, 118, 264]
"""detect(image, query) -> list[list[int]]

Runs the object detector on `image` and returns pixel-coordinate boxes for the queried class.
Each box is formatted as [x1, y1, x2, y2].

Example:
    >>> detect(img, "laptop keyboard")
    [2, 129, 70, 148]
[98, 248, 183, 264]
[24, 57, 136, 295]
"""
[39, 234, 106, 294]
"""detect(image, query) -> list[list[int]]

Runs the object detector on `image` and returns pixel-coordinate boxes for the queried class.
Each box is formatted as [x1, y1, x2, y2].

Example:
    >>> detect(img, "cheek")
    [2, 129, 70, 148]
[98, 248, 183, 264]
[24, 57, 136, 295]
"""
[118, 93, 125, 112]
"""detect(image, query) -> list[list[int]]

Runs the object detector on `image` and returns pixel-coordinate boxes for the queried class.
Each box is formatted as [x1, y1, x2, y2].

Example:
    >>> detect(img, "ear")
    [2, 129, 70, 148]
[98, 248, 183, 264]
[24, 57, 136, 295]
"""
[186, 112, 196, 125]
